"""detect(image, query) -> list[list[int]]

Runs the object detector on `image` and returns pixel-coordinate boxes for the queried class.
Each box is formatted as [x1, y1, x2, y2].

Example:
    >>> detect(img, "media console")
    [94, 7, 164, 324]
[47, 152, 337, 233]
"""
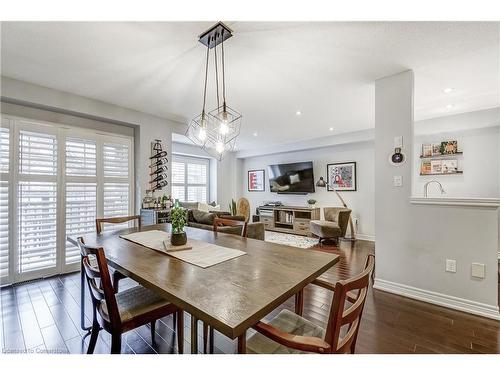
[257, 205, 320, 237]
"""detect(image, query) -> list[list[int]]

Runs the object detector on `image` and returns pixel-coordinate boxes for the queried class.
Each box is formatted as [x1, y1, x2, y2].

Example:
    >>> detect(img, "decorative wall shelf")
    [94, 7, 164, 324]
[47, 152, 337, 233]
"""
[420, 171, 463, 176]
[419, 152, 463, 159]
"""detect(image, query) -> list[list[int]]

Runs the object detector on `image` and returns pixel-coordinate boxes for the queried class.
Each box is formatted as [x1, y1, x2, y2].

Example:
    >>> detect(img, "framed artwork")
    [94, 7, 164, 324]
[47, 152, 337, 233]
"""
[440, 140, 458, 154]
[327, 162, 357, 191]
[248, 169, 265, 192]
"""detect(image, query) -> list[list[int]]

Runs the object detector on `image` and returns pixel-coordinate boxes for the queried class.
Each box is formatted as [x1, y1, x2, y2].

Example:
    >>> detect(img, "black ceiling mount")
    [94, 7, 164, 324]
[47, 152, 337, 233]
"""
[198, 22, 233, 49]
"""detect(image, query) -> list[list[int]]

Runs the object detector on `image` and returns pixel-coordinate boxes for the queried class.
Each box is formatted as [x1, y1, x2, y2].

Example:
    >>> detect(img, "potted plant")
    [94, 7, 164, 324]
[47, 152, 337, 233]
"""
[307, 199, 317, 208]
[170, 205, 187, 246]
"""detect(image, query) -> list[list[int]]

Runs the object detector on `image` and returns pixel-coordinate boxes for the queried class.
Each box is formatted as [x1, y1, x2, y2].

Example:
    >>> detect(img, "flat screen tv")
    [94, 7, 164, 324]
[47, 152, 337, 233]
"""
[268, 161, 315, 194]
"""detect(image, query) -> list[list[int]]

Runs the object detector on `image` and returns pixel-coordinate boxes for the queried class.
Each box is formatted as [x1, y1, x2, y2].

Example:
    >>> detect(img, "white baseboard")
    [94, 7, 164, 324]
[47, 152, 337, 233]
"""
[374, 278, 500, 321]
[355, 233, 375, 242]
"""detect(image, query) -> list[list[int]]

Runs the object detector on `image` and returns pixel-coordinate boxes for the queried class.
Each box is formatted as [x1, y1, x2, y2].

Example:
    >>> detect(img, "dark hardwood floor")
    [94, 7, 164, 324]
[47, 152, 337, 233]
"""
[1, 239, 499, 354]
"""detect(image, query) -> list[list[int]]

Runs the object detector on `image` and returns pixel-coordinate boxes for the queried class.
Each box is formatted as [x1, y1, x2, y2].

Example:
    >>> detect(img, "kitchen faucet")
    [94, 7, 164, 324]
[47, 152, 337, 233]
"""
[424, 180, 446, 198]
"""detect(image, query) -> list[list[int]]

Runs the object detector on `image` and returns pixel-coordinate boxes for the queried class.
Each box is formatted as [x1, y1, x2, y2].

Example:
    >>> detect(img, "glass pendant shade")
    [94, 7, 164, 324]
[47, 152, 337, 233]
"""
[186, 104, 241, 161]
[185, 22, 242, 161]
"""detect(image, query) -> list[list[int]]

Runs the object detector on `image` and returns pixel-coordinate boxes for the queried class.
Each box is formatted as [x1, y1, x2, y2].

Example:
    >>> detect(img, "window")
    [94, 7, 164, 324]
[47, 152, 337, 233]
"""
[64, 137, 98, 264]
[0, 124, 9, 283]
[171, 155, 209, 203]
[0, 115, 134, 285]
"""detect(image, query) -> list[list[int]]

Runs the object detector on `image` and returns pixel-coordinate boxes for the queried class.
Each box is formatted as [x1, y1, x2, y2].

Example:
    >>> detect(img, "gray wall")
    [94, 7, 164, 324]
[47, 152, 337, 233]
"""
[1, 76, 186, 212]
[374, 70, 500, 319]
[238, 141, 375, 240]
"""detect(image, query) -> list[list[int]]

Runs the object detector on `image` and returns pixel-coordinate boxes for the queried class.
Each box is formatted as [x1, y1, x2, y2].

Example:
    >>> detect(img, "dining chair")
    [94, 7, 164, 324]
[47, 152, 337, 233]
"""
[212, 217, 248, 238]
[95, 215, 142, 292]
[245, 254, 375, 354]
[77, 237, 184, 354]
[200, 217, 249, 353]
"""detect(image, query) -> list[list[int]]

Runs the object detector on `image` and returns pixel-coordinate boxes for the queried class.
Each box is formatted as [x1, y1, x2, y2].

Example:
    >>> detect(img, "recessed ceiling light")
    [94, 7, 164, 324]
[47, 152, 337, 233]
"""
[253, 132, 258, 137]
[329, 127, 334, 131]
[443, 88, 454, 94]
[445, 104, 455, 109]
[295, 110, 302, 116]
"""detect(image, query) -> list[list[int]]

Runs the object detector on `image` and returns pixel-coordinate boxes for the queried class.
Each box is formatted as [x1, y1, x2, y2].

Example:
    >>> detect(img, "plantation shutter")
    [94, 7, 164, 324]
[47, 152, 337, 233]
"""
[0, 125, 9, 280]
[18, 130, 58, 274]
[0, 181, 8, 279]
[65, 138, 97, 264]
[171, 155, 209, 203]
[102, 141, 131, 231]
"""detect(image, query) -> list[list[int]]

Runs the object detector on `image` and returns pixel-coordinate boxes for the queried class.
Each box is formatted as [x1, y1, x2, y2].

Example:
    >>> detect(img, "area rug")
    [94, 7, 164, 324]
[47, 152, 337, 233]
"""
[265, 231, 318, 249]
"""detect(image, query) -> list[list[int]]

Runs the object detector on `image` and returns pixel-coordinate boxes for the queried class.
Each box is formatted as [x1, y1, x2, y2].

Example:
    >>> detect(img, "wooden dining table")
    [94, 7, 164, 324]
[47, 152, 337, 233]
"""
[68, 223, 339, 353]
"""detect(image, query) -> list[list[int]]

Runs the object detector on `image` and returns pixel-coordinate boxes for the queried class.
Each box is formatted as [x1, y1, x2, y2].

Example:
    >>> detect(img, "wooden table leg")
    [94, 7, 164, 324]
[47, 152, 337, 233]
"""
[209, 326, 214, 354]
[191, 315, 199, 354]
[295, 288, 304, 316]
[237, 331, 246, 354]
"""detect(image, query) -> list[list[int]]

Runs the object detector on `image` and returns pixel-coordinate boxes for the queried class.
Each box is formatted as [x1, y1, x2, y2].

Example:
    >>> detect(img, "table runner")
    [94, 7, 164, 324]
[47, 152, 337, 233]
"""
[120, 230, 246, 268]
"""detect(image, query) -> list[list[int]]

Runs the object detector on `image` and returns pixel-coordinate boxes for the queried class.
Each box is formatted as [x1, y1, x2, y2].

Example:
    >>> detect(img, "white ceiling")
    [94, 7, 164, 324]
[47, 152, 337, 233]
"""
[1, 22, 499, 150]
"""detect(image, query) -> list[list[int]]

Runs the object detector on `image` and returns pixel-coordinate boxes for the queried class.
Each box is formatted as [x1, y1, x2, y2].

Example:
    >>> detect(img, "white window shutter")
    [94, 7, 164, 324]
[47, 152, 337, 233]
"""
[0, 127, 9, 173]
[65, 183, 97, 264]
[103, 142, 129, 178]
[0, 181, 8, 279]
[18, 181, 58, 273]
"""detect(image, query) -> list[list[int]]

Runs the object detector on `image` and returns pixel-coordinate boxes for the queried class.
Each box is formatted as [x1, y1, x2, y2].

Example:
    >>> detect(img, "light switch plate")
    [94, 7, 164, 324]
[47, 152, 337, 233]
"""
[471, 263, 485, 279]
[393, 175, 403, 187]
[445, 259, 456, 273]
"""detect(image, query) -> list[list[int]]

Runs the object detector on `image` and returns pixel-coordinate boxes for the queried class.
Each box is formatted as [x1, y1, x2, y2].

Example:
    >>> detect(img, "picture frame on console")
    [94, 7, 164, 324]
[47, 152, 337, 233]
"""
[248, 169, 265, 192]
[327, 162, 357, 191]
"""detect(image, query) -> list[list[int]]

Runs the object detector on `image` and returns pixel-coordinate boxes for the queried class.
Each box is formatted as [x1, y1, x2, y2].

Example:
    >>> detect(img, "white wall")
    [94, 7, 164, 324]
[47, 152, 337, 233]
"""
[413, 108, 500, 199]
[1, 77, 186, 212]
[239, 141, 375, 240]
[374, 70, 500, 319]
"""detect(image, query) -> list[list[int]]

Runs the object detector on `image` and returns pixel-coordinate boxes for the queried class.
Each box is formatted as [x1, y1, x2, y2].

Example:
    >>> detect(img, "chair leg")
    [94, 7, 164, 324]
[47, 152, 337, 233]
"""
[112, 272, 121, 293]
[173, 311, 177, 330]
[318, 237, 322, 246]
[150, 320, 156, 345]
[111, 333, 122, 354]
[86, 317, 100, 354]
[177, 310, 184, 354]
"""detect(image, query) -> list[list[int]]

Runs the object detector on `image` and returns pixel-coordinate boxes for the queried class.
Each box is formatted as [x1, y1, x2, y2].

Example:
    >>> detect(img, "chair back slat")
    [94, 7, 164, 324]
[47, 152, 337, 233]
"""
[213, 217, 248, 238]
[324, 254, 374, 354]
[96, 215, 142, 234]
[77, 237, 121, 328]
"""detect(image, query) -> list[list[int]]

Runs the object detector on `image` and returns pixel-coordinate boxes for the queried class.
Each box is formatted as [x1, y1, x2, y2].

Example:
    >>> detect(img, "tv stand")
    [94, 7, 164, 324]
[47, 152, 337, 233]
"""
[258, 205, 320, 237]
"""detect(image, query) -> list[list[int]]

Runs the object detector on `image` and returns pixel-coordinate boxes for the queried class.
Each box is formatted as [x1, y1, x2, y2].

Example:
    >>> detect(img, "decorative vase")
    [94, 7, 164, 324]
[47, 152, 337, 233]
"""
[171, 232, 187, 246]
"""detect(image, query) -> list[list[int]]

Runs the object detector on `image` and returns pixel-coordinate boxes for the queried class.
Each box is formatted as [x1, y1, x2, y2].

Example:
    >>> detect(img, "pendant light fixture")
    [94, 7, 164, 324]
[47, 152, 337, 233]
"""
[186, 22, 242, 161]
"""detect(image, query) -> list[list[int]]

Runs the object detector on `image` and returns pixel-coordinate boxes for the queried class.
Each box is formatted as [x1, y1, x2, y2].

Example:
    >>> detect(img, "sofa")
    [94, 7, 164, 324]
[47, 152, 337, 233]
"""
[179, 202, 265, 241]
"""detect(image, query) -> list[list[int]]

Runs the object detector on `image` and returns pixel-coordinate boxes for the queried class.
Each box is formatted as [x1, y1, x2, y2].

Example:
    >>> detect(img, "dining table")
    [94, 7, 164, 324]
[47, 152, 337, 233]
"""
[67, 223, 339, 354]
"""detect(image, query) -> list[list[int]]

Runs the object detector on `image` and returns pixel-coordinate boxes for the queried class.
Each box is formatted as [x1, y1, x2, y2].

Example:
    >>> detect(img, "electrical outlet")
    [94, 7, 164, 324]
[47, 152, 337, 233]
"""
[393, 175, 403, 187]
[445, 259, 456, 273]
[471, 263, 485, 279]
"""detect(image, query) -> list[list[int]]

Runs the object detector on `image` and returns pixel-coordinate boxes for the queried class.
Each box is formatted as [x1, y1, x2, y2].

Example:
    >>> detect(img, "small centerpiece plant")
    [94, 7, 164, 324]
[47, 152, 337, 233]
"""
[307, 199, 317, 208]
[170, 202, 187, 246]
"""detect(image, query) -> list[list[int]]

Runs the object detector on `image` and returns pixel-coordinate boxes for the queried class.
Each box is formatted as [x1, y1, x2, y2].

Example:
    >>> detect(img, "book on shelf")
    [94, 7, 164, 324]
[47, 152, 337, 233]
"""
[442, 159, 458, 173]
[430, 160, 442, 174]
[421, 144, 432, 157]
[421, 161, 431, 175]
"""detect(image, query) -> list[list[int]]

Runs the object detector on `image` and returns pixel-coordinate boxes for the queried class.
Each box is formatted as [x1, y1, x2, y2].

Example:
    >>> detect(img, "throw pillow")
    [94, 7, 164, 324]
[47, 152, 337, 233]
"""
[192, 209, 215, 225]
[197, 202, 211, 213]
